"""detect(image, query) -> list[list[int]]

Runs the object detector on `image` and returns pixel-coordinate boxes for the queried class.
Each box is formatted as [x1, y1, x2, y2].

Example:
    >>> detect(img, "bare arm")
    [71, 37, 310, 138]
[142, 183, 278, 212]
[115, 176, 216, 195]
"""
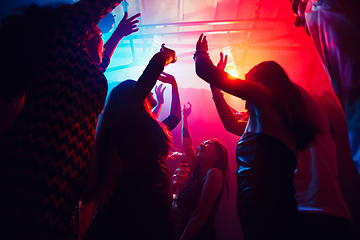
[179, 168, 223, 240]
[194, 34, 274, 108]
[211, 85, 247, 136]
[152, 83, 165, 118]
[158, 72, 182, 121]
[65, 0, 123, 42]
[111, 50, 175, 134]
[103, 12, 141, 59]
[181, 103, 197, 172]
[210, 52, 247, 135]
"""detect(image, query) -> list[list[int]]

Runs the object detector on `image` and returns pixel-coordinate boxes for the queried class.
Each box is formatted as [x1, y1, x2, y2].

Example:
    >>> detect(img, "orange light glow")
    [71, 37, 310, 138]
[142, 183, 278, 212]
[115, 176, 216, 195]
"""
[227, 65, 239, 78]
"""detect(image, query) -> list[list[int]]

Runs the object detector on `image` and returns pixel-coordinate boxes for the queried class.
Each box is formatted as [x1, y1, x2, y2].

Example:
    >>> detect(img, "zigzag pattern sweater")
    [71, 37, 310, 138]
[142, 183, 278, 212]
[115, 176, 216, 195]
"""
[0, 0, 121, 239]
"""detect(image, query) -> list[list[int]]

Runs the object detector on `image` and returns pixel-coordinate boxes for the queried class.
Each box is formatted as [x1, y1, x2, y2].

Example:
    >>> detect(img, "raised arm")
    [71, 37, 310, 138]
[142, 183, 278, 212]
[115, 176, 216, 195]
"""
[181, 102, 197, 172]
[152, 83, 165, 118]
[210, 52, 247, 136]
[194, 34, 274, 108]
[61, 0, 123, 42]
[158, 72, 182, 121]
[112, 46, 176, 125]
[103, 12, 141, 60]
[179, 168, 223, 240]
[211, 85, 247, 136]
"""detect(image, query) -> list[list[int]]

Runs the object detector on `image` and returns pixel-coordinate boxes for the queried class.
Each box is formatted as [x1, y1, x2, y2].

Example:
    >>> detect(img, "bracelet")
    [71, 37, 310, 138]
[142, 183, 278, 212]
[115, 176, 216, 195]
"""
[212, 93, 224, 101]
[193, 50, 209, 60]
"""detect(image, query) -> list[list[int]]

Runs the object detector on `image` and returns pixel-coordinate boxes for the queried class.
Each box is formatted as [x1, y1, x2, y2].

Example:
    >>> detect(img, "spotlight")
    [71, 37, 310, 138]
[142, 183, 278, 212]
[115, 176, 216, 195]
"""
[223, 46, 239, 78]
[148, 34, 162, 60]
[227, 65, 239, 78]
[98, 12, 115, 34]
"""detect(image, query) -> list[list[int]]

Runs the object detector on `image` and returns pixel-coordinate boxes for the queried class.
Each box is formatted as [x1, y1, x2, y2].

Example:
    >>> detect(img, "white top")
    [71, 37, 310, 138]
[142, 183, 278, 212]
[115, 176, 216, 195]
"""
[294, 87, 352, 222]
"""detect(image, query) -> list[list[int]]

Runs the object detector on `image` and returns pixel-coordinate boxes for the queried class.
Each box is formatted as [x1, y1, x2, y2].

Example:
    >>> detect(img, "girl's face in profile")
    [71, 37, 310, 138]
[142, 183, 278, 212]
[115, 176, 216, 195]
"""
[85, 25, 104, 65]
[196, 139, 217, 161]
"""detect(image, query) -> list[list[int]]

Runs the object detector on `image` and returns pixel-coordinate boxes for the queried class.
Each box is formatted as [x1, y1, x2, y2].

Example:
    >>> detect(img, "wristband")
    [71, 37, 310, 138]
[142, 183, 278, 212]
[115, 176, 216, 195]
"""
[193, 50, 209, 60]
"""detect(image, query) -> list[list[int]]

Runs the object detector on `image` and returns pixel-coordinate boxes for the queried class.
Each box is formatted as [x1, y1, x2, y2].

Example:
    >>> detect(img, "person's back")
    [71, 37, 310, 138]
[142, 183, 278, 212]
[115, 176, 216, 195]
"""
[294, 87, 353, 239]
[177, 174, 223, 240]
[84, 47, 177, 240]
[112, 108, 173, 239]
[236, 131, 301, 240]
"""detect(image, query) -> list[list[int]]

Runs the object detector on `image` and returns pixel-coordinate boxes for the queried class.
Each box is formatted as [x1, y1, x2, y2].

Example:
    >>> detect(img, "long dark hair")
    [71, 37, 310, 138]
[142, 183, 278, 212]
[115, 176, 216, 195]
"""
[245, 61, 322, 151]
[186, 138, 230, 198]
[83, 80, 172, 206]
[212, 138, 230, 198]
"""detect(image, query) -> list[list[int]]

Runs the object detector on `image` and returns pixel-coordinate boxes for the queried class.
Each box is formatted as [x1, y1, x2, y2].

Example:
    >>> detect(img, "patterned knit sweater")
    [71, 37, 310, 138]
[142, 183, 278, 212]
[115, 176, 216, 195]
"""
[0, 0, 122, 239]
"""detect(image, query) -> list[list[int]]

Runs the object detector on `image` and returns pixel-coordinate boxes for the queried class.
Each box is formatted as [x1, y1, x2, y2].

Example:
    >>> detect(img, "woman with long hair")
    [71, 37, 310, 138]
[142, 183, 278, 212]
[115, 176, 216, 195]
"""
[178, 102, 229, 240]
[82, 46, 177, 240]
[194, 34, 322, 240]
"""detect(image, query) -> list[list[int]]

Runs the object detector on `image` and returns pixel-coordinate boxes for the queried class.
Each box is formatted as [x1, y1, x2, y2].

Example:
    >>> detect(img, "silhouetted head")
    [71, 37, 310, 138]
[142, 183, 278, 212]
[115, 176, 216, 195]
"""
[84, 25, 104, 64]
[245, 61, 293, 93]
[189, 138, 229, 197]
[245, 61, 322, 151]
[196, 138, 228, 177]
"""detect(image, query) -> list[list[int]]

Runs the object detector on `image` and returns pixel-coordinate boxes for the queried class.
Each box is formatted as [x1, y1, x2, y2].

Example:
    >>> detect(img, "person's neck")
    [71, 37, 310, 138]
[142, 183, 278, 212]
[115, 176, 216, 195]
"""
[200, 162, 213, 177]
[176, 185, 183, 193]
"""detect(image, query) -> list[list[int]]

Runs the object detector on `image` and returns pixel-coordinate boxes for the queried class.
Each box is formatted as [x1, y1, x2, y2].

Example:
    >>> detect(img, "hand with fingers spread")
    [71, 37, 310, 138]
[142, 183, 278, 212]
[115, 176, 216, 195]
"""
[196, 33, 208, 52]
[152, 71, 181, 127]
[216, 52, 228, 71]
[116, 11, 141, 37]
[155, 83, 166, 105]
[158, 72, 182, 125]
[193, 33, 210, 60]
[99, 12, 141, 72]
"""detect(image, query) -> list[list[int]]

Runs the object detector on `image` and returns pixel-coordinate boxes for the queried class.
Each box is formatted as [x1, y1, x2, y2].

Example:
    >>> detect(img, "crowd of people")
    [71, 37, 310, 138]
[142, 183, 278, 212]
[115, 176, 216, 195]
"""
[0, 0, 359, 239]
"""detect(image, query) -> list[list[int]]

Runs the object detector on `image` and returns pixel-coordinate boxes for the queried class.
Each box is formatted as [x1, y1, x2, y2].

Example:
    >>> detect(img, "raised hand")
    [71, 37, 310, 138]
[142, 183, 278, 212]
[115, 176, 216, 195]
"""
[196, 33, 208, 52]
[291, 0, 309, 35]
[101, 12, 141, 65]
[161, 43, 177, 64]
[155, 83, 166, 105]
[183, 102, 192, 118]
[116, 12, 141, 37]
[158, 72, 176, 85]
[216, 52, 228, 71]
